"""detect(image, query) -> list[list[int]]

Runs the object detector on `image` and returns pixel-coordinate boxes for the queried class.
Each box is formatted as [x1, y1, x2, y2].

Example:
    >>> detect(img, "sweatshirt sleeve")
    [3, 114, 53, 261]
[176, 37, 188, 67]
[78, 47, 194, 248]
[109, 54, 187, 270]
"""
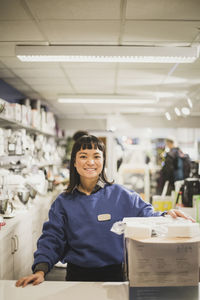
[32, 197, 68, 273]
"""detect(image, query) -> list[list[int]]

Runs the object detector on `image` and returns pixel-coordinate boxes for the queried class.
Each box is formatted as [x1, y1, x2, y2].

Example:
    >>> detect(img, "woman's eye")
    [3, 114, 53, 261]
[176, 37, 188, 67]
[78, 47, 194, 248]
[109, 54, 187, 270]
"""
[80, 155, 87, 159]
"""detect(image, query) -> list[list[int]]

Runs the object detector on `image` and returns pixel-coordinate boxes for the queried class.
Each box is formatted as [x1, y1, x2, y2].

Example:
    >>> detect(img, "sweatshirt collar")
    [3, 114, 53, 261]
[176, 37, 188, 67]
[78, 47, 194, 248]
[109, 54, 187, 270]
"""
[73, 178, 105, 194]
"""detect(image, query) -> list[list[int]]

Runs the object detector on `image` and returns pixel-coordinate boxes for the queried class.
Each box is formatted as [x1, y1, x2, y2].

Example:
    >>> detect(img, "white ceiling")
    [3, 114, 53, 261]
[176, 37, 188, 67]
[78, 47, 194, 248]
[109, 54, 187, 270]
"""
[0, 0, 200, 125]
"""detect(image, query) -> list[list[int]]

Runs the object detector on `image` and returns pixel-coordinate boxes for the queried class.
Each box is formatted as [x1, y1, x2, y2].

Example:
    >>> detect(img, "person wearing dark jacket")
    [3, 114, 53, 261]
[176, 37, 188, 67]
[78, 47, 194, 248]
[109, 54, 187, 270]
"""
[16, 135, 194, 287]
[161, 137, 189, 195]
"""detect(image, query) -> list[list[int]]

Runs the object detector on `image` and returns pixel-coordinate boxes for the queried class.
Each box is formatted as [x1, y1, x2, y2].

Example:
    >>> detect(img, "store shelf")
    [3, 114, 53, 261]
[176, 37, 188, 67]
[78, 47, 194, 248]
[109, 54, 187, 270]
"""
[0, 115, 55, 137]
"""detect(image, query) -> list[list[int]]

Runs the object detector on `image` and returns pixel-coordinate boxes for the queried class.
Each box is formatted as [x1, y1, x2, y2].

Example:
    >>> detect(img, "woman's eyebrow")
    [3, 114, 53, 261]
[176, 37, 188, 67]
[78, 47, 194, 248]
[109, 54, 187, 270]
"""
[78, 151, 101, 155]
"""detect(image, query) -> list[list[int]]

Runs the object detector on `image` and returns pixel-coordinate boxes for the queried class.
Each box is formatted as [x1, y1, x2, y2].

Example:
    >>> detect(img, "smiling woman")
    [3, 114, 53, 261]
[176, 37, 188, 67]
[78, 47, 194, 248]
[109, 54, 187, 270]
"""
[15, 134, 194, 287]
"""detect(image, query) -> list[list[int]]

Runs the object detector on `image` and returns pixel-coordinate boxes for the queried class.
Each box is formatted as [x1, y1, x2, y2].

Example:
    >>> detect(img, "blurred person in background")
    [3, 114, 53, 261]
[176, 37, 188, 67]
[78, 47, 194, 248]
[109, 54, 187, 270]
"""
[161, 136, 191, 195]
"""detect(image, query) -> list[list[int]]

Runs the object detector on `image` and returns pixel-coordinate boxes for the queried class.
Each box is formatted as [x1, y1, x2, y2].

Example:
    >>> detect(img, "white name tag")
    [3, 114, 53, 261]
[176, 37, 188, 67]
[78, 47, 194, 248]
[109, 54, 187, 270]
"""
[97, 214, 111, 221]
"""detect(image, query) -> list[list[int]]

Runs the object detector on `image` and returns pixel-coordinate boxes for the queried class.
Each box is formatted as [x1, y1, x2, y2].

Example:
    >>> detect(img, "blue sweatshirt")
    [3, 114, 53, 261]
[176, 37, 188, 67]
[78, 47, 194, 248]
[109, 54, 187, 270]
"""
[32, 184, 162, 272]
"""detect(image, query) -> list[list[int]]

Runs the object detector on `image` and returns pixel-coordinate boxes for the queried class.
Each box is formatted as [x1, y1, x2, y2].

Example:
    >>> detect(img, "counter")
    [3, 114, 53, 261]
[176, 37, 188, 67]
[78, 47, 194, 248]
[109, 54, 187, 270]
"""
[0, 281, 199, 300]
[0, 280, 129, 300]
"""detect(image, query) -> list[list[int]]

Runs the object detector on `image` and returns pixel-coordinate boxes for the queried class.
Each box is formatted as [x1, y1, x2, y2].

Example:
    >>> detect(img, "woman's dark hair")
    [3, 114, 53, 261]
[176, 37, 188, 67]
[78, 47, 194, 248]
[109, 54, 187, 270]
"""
[72, 130, 89, 142]
[65, 135, 113, 193]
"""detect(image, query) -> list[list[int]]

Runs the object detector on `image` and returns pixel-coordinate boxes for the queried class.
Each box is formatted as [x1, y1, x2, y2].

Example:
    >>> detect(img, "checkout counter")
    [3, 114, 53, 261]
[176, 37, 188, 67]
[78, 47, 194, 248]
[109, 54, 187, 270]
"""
[0, 280, 199, 300]
[0, 281, 129, 300]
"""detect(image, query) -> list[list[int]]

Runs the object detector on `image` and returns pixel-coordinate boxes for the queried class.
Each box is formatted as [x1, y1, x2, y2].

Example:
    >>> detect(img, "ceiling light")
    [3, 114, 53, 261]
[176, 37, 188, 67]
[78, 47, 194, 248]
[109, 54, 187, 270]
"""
[58, 98, 157, 104]
[174, 107, 181, 116]
[165, 112, 171, 120]
[181, 107, 190, 115]
[187, 97, 193, 108]
[15, 45, 198, 63]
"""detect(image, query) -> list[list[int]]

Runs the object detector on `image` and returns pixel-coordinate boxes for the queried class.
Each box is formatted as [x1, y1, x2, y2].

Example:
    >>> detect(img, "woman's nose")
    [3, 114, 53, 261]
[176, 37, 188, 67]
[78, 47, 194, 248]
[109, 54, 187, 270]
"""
[87, 158, 95, 165]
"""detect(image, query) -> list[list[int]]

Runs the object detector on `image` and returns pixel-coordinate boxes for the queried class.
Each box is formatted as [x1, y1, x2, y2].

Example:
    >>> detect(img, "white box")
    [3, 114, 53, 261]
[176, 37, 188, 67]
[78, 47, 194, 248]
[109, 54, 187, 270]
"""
[167, 222, 200, 238]
[124, 223, 152, 239]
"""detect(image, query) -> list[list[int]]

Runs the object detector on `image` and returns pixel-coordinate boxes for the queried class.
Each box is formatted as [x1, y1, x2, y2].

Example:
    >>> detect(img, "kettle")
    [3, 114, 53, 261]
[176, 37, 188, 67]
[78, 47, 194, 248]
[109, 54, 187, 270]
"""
[0, 192, 14, 216]
[177, 178, 200, 207]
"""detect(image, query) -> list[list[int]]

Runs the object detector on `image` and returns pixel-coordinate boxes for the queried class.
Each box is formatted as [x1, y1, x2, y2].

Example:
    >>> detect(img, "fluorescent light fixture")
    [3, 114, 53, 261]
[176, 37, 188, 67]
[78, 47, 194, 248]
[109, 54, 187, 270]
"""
[174, 107, 181, 116]
[187, 97, 193, 108]
[15, 45, 198, 63]
[58, 98, 157, 104]
[181, 107, 190, 115]
[165, 112, 171, 120]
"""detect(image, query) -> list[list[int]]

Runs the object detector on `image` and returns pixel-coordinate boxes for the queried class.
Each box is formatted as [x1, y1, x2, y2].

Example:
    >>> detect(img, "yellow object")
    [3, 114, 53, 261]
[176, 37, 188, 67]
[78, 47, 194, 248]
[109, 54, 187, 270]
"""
[152, 195, 173, 212]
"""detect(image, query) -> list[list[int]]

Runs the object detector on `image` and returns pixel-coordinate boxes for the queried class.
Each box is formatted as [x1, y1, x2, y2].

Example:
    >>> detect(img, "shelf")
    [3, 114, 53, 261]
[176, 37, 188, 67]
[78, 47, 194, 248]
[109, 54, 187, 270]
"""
[0, 155, 62, 169]
[0, 115, 55, 137]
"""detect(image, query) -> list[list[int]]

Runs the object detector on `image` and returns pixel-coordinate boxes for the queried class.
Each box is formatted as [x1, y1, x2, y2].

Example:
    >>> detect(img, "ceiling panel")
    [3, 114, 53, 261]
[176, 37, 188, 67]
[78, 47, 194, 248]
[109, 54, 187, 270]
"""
[126, 0, 200, 20]
[73, 84, 115, 94]
[0, 43, 16, 56]
[66, 68, 116, 81]
[22, 77, 69, 85]
[0, 68, 15, 77]
[117, 78, 165, 86]
[27, 0, 121, 20]
[0, 0, 31, 20]
[117, 69, 167, 79]
[0, 21, 44, 41]
[53, 103, 91, 115]
[39, 20, 120, 43]
[11, 68, 65, 78]
[30, 84, 74, 93]
[61, 62, 117, 70]
[123, 21, 200, 43]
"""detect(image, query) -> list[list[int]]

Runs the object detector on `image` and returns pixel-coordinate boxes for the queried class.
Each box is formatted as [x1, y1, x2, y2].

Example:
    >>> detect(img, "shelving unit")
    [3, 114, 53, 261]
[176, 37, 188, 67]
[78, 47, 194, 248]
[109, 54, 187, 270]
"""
[0, 115, 55, 137]
[0, 111, 66, 280]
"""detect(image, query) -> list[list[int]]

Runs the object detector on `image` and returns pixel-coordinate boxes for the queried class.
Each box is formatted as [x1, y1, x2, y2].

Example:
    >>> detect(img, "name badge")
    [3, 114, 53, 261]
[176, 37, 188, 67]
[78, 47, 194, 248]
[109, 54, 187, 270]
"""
[97, 214, 111, 221]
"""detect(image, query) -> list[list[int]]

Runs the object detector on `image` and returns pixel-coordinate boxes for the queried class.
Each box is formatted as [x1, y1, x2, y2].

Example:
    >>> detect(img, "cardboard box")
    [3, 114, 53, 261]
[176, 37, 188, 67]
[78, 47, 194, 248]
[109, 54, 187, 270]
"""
[126, 235, 200, 287]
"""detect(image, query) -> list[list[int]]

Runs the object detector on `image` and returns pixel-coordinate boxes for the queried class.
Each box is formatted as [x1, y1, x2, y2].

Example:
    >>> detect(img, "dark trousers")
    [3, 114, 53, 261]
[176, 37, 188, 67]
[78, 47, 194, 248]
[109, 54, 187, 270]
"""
[66, 263, 124, 282]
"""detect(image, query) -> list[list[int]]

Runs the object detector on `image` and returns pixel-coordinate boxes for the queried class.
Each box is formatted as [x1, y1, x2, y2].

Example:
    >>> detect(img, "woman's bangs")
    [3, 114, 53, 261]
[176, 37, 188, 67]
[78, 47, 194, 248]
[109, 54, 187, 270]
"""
[81, 142, 97, 150]
[77, 136, 104, 152]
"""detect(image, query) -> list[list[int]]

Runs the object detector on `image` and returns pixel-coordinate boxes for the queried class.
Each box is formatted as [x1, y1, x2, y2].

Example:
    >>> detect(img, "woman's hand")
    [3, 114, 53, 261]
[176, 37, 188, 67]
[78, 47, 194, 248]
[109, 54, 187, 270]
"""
[15, 271, 45, 287]
[166, 209, 196, 222]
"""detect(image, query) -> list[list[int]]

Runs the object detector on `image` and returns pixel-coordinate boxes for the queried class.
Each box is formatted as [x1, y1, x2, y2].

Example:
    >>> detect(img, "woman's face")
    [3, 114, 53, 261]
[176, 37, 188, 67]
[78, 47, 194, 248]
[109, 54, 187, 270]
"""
[74, 146, 104, 180]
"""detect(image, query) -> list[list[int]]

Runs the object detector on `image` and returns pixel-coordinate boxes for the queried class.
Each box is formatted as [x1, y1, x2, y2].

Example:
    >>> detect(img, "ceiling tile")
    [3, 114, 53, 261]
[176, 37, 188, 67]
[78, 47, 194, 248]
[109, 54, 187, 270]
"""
[66, 68, 115, 80]
[0, 61, 6, 68]
[27, 0, 121, 20]
[123, 21, 200, 43]
[11, 68, 65, 78]
[118, 69, 167, 79]
[126, 0, 200, 20]
[74, 84, 115, 94]
[3, 77, 25, 86]
[61, 62, 117, 70]
[0, 21, 45, 41]
[23, 77, 69, 85]
[40, 20, 120, 43]
[30, 84, 74, 93]
[0, 0, 31, 20]
[0, 43, 16, 56]
[0, 68, 15, 77]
